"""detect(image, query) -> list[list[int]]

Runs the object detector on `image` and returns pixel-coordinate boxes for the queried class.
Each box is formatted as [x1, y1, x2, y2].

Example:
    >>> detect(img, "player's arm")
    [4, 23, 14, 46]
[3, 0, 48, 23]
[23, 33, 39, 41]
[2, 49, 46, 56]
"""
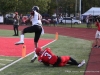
[38, 59, 49, 66]
[95, 19, 99, 27]
[27, 11, 34, 21]
[38, 14, 42, 20]
[38, 56, 50, 66]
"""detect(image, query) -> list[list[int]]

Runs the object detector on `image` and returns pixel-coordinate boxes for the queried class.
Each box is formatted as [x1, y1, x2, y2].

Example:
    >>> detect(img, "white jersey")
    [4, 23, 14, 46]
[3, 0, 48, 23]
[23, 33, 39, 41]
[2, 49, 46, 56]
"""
[31, 11, 44, 35]
[31, 11, 42, 26]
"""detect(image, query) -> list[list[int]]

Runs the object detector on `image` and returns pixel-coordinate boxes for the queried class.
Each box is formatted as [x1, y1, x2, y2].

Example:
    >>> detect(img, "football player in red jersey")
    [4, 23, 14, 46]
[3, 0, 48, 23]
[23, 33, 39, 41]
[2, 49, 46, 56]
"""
[35, 47, 85, 67]
[93, 17, 100, 48]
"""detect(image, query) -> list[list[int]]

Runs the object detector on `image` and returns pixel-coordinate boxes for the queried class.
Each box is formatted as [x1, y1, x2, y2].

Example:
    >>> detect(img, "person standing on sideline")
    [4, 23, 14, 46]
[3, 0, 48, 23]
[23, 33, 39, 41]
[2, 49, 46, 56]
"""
[35, 47, 85, 67]
[13, 12, 20, 36]
[53, 17, 58, 27]
[20, 14, 23, 25]
[86, 14, 92, 28]
[93, 17, 100, 48]
[15, 6, 44, 62]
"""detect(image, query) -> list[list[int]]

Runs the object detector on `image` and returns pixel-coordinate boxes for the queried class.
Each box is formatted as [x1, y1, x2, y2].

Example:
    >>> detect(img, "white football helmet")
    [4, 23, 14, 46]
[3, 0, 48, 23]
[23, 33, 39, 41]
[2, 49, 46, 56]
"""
[32, 6, 39, 12]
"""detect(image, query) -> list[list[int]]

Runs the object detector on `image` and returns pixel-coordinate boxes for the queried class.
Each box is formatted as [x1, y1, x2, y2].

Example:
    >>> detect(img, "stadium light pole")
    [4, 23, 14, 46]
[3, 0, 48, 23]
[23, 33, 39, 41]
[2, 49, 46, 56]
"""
[79, 0, 81, 20]
[75, 0, 77, 17]
[56, 0, 58, 16]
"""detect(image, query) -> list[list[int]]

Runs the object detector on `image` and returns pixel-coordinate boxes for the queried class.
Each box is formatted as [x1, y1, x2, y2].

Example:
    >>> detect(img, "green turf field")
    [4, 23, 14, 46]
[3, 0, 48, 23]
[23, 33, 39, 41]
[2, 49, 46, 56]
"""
[0, 29, 92, 75]
[45, 23, 96, 28]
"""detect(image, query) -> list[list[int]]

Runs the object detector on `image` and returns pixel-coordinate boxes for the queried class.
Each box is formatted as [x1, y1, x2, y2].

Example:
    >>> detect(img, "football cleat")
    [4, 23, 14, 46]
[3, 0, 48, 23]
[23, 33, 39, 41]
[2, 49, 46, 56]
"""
[15, 41, 24, 45]
[31, 57, 37, 63]
[78, 60, 85, 67]
[31, 53, 37, 63]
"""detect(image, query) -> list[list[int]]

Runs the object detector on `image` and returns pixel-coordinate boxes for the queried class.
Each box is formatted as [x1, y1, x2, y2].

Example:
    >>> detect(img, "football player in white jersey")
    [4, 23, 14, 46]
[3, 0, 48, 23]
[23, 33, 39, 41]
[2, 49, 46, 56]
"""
[15, 6, 44, 63]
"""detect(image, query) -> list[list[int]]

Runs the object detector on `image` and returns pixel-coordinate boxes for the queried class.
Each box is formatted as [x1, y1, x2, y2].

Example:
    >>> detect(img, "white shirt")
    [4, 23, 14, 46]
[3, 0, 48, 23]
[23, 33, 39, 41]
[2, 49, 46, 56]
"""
[31, 11, 42, 26]
[31, 11, 44, 35]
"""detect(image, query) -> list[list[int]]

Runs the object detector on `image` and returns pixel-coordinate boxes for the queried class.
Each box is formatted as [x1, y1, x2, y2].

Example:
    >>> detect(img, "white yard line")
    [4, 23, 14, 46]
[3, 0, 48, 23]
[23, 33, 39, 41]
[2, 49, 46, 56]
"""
[0, 39, 57, 72]
[0, 58, 23, 71]
[26, 39, 56, 57]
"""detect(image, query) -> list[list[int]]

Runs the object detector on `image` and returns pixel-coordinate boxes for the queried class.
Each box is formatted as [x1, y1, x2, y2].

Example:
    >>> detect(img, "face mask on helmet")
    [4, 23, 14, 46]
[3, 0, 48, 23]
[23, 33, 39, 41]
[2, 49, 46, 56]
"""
[32, 6, 39, 12]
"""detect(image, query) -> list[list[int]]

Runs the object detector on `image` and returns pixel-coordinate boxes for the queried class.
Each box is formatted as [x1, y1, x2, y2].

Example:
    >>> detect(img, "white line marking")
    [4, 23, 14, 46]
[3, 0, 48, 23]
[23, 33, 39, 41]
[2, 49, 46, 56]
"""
[0, 58, 23, 71]
[0, 59, 13, 61]
[25, 39, 57, 57]
[0, 39, 57, 71]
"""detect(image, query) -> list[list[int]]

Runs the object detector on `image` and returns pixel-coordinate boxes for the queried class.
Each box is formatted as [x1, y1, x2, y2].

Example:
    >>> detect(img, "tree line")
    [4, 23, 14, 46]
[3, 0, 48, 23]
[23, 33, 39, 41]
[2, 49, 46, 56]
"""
[0, 0, 100, 16]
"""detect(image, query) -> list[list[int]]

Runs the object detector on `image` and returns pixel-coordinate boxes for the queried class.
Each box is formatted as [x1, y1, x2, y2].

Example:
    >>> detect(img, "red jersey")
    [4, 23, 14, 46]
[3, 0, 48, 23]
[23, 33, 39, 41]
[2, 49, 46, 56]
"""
[95, 22, 100, 31]
[38, 48, 57, 65]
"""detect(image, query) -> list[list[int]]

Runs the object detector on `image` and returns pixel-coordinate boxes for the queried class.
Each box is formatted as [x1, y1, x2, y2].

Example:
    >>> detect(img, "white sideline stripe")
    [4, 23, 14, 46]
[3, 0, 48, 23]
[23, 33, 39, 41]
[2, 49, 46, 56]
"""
[0, 59, 13, 61]
[0, 39, 57, 72]
[0, 63, 5, 66]
[25, 39, 57, 57]
[0, 58, 23, 71]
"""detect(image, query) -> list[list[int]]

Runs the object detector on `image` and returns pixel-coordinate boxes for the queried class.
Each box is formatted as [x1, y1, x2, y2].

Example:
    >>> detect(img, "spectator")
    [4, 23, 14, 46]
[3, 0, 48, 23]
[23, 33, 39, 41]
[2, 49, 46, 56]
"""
[20, 14, 23, 25]
[93, 16, 100, 48]
[53, 17, 58, 27]
[86, 14, 92, 28]
[59, 14, 63, 24]
[13, 12, 20, 36]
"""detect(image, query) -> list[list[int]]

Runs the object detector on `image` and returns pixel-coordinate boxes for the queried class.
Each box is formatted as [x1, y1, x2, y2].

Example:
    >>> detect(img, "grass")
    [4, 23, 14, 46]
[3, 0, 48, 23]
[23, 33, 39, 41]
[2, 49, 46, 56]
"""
[0, 29, 93, 75]
[44, 23, 97, 28]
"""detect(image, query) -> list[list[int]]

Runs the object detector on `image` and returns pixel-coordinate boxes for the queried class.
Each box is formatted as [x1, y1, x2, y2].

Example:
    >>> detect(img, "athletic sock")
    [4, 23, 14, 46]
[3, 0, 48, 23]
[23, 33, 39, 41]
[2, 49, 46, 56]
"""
[20, 34, 24, 42]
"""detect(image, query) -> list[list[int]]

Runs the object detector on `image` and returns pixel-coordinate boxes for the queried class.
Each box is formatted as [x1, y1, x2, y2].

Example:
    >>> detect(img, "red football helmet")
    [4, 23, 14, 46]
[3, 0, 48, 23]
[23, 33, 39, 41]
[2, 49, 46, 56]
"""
[35, 47, 42, 55]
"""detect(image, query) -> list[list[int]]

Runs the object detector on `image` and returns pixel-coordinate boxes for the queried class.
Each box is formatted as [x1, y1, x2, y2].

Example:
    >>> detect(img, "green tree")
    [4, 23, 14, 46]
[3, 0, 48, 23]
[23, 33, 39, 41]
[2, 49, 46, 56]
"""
[0, 0, 51, 14]
[0, 0, 17, 14]
[32, 0, 51, 13]
[82, 0, 100, 14]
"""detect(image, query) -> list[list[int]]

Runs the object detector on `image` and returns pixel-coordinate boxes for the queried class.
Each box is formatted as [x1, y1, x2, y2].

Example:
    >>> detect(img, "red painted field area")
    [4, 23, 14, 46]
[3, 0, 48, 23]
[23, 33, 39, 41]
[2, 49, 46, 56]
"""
[0, 37, 53, 57]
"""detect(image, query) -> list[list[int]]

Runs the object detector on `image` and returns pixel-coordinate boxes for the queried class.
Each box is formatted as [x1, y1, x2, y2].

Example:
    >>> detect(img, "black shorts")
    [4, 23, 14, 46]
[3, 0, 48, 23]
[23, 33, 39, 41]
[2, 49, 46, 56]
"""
[23, 25, 42, 42]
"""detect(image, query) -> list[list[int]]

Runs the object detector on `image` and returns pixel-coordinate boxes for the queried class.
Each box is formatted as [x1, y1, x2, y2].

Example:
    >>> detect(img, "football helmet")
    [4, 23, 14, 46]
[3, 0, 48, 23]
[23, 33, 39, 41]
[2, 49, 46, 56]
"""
[32, 6, 39, 12]
[35, 47, 42, 55]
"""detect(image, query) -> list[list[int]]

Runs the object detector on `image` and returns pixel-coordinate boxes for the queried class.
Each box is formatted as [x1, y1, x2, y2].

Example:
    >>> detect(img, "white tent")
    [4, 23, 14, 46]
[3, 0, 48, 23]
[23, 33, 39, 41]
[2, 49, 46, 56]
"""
[82, 7, 100, 16]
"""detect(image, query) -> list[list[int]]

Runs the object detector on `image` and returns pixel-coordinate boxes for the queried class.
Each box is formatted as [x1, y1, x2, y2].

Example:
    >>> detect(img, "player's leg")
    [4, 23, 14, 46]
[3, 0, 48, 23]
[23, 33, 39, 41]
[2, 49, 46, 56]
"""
[30, 33, 41, 63]
[68, 57, 85, 67]
[16, 25, 19, 36]
[93, 30, 99, 48]
[31, 48, 37, 63]
[15, 26, 33, 45]
[13, 25, 16, 36]
[31, 26, 42, 63]
[97, 31, 100, 48]
[67, 57, 79, 65]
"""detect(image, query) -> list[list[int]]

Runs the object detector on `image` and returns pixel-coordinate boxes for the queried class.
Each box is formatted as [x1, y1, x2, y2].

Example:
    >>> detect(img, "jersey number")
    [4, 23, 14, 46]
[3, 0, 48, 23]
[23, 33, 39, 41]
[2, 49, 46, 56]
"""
[44, 52, 52, 59]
